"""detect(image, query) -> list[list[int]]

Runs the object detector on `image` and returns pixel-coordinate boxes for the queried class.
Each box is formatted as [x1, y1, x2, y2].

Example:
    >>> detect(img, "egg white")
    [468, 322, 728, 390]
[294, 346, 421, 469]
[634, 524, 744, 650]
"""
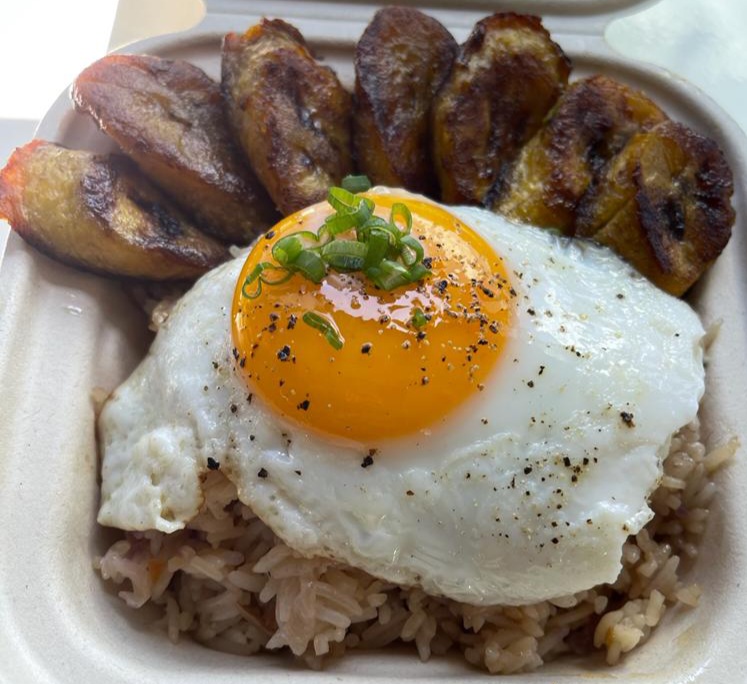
[98, 197, 705, 606]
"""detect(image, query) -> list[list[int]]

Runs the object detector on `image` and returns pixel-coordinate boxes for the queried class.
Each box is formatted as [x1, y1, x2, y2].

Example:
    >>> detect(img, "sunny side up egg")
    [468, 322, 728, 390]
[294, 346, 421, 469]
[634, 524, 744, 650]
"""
[97, 188, 705, 606]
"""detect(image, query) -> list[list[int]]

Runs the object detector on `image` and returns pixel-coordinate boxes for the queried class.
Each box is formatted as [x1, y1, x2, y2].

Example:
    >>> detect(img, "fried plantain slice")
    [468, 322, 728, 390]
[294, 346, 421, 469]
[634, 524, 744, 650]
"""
[222, 19, 353, 216]
[72, 54, 277, 245]
[0, 140, 228, 280]
[575, 121, 734, 296]
[354, 7, 457, 195]
[432, 12, 570, 206]
[498, 75, 668, 232]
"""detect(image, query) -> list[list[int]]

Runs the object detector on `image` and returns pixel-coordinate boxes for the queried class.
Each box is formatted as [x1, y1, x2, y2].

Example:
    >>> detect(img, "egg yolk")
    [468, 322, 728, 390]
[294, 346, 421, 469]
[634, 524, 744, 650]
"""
[232, 194, 512, 444]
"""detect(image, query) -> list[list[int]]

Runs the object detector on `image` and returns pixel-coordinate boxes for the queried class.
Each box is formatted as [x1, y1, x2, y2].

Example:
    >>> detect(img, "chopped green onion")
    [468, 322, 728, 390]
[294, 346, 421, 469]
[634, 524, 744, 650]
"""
[321, 240, 368, 271]
[302, 311, 344, 350]
[272, 234, 303, 266]
[366, 259, 412, 291]
[399, 234, 424, 266]
[341, 174, 372, 194]
[411, 308, 428, 329]
[240, 182, 432, 304]
[327, 187, 372, 216]
[406, 262, 430, 282]
[293, 250, 326, 283]
[363, 228, 390, 269]
[241, 262, 294, 298]
[389, 203, 412, 234]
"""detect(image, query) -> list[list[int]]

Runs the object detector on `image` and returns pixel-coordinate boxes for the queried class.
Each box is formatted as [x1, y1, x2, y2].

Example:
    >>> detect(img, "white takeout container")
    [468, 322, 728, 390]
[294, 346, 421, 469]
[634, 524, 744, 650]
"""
[1, 1, 746, 682]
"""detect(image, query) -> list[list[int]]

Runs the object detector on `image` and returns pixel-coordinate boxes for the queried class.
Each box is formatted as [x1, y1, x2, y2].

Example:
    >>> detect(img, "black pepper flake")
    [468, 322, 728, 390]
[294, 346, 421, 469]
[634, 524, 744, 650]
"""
[247, 394, 253, 404]
[257, 468, 268, 478]
[277, 345, 291, 361]
[361, 343, 373, 354]
[422, 257, 433, 269]
[249, 434, 256, 441]
[239, 356, 246, 368]
[361, 454, 374, 468]
[527, 308, 536, 316]
[416, 331, 427, 341]
[295, 470, 302, 476]
[527, 380, 534, 388]
[563, 456, 571, 467]
[406, 490, 414, 496]
[207, 457, 220, 470]
[230, 403, 238, 414]
[538, 365, 545, 375]
[524, 466, 533, 475]
[232, 347, 239, 360]
[297, 399, 310, 411]
[288, 314, 297, 329]
[616, 293, 625, 299]
[551, 537, 559, 544]
[421, 376, 429, 386]
[264, 230, 275, 240]
[481, 418, 488, 425]
[620, 411, 635, 427]
[212, 361, 219, 369]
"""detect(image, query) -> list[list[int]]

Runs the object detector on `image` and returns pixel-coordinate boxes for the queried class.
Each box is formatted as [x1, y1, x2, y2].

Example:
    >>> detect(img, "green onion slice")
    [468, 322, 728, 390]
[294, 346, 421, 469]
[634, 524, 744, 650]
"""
[321, 240, 368, 271]
[241, 262, 295, 299]
[341, 174, 372, 194]
[293, 250, 326, 283]
[389, 203, 412, 235]
[272, 231, 317, 266]
[411, 308, 428, 329]
[399, 234, 424, 267]
[302, 311, 344, 350]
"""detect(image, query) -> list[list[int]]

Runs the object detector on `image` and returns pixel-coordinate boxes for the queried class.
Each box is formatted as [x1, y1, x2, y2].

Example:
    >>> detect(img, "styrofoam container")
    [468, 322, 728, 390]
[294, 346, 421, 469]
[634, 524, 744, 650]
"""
[1, 1, 745, 681]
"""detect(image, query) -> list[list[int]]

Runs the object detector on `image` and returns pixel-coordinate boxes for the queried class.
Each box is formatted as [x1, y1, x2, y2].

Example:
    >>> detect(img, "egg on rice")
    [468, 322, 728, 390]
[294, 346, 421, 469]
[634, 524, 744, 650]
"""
[97, 188, 712, 669]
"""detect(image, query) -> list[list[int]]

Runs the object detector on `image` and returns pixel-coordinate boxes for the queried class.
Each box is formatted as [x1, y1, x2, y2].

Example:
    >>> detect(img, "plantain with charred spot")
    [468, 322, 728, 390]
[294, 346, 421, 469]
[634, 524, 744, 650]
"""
[222, 19, 354, 216]
[72, 54, 277, 245]
[575, 121, 735, 296]
[0, 140, 228, 280]
[498, 75, 668, 232]
[432, 12, 571, 206]
[354, 7, 457, 195]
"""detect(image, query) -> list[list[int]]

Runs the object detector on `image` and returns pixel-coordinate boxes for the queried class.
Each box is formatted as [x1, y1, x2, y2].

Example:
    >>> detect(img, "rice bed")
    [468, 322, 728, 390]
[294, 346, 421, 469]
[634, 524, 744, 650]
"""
[96, 418, 732, 674]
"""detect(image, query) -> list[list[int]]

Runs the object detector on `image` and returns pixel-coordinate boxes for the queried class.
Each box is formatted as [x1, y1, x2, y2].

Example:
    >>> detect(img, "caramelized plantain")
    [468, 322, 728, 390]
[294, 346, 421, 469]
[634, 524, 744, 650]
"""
[498, 75, 668, 232]
[222, 19, 353, 215]
[0, 140, 228, 280]
[432, 12, 570, 206]
[354, 7, 457, 195]
[574, 121, 734, 296]
[72, 54, 277, 245]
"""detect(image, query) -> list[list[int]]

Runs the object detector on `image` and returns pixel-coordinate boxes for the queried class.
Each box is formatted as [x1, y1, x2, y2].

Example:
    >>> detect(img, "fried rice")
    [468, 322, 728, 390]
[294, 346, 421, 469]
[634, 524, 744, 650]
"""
[95, 417, 735, 674]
